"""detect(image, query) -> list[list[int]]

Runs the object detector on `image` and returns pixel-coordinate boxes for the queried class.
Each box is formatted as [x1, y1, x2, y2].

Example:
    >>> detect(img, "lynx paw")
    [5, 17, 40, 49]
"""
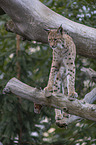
[44, 87, 53, 98]
[69, 92, 78, 101]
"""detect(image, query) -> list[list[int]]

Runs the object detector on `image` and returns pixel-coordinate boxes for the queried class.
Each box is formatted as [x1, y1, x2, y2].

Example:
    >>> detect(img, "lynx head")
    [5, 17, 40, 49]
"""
[45, 25, 64, 49]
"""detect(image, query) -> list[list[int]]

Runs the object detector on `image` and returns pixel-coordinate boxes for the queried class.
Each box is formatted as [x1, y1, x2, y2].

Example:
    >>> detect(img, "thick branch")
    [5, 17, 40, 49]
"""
[4, 78, 96, 122]
[0, 0, 96, 58]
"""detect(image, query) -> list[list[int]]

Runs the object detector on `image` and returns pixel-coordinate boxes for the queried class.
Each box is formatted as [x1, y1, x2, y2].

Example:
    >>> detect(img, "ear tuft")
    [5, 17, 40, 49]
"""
[57, 25, 63, 35]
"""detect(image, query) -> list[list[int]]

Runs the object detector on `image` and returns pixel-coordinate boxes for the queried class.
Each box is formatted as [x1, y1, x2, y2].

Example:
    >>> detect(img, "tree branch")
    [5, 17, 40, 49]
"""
[3, 78, 96, 122]
[0, 0, 96, 58]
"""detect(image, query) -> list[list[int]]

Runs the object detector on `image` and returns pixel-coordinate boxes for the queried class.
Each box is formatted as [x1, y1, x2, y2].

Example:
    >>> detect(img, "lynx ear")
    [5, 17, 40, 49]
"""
[57, 25, 63, 35]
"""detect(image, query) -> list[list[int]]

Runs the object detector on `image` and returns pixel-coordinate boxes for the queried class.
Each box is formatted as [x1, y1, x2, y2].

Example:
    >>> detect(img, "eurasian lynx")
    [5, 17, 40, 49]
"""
[44, 25, 78, 120]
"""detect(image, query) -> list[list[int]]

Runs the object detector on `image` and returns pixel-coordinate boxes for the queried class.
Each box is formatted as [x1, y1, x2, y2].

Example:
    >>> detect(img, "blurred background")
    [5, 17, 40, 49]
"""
[0, 0, 96, 144]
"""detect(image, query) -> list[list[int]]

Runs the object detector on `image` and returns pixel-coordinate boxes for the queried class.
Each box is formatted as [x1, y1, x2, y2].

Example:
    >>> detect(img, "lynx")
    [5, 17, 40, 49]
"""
[44, 25, 78, 120]
[34, 26, 78, 121]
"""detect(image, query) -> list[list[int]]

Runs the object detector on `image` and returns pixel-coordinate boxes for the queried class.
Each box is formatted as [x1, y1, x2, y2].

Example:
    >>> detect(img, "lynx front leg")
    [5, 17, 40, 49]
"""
[44, 57, 59, 97]
[67, 62, 78, 98]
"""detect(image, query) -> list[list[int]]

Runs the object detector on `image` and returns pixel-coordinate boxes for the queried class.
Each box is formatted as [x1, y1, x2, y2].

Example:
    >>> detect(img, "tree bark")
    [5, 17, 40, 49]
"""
[3, 78, 96, 122]
[0, 0, 96, 58]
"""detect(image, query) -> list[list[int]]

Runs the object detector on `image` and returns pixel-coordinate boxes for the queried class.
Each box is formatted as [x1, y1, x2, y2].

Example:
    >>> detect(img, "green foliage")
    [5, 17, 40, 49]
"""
[41, 0, 96, 27]
[0, 0, 96, 144]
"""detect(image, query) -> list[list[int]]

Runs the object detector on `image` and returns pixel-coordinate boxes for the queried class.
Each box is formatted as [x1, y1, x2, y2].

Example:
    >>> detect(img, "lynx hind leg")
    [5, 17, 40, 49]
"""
[59, 66, 70, 120]
[54, 71, 63, 120]
[54, 66, 69, 121]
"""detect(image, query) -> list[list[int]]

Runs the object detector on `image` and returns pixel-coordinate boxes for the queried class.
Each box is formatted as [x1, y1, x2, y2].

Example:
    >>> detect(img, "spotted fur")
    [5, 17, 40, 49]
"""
[44, 26, 78, 120]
